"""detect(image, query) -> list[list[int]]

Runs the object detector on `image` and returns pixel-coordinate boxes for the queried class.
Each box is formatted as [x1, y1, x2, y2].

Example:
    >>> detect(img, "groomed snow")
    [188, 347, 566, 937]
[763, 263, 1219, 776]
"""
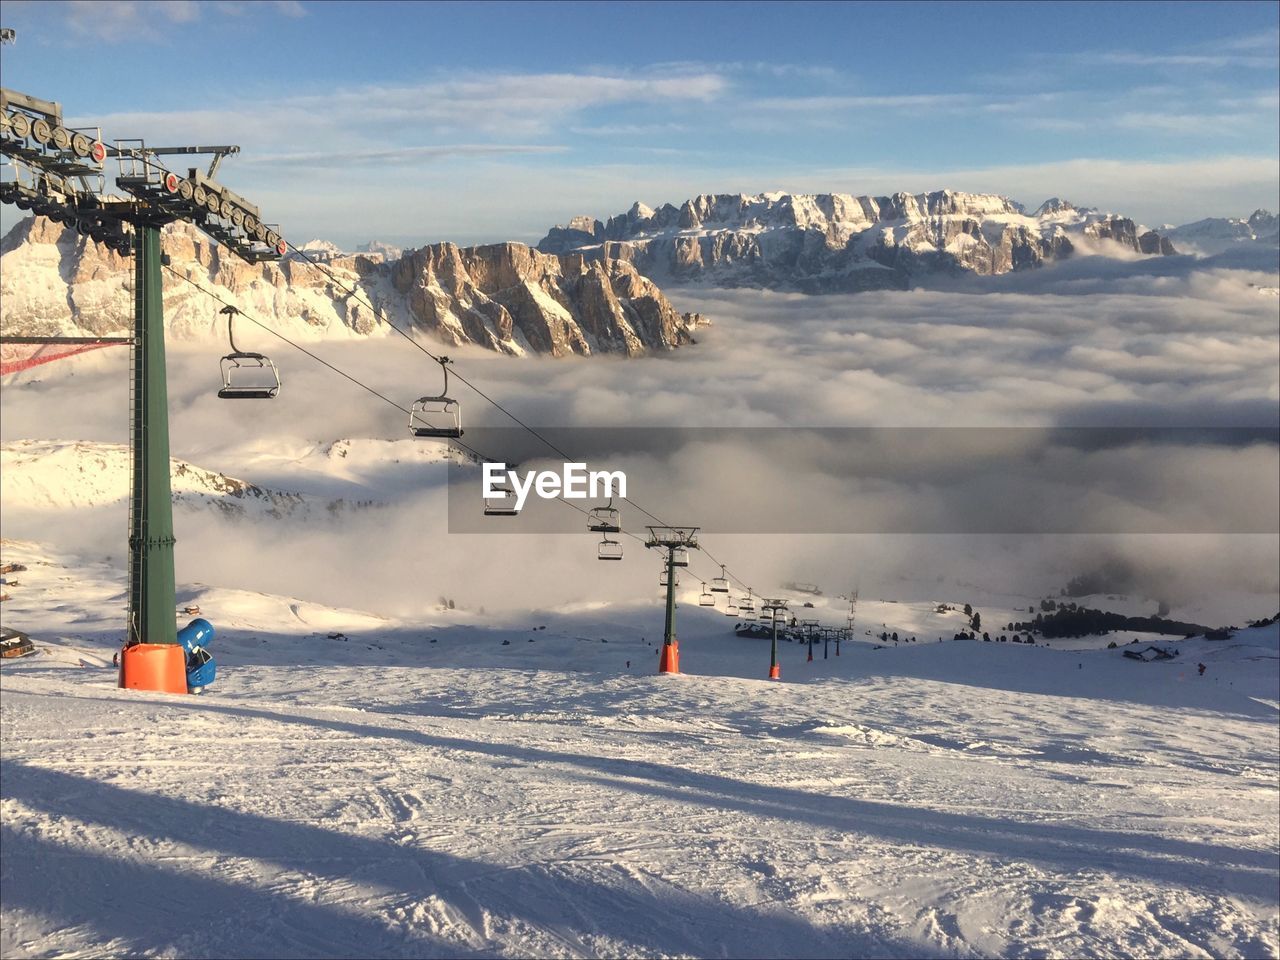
[1, 540, 1276, 959]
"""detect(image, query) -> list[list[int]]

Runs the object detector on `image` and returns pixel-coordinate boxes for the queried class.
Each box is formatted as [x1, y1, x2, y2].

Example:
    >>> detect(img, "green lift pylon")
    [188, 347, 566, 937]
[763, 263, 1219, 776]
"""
[127, 224, 176, 649]
[119, 223, 189, 694]
[0, 79, 282, 693]
[660, 547, 678, 672]
[645, 526, 698, 674]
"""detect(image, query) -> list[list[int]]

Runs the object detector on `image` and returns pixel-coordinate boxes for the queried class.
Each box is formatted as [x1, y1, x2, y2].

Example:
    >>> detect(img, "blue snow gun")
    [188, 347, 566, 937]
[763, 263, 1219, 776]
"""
[177, 618, 217, 693]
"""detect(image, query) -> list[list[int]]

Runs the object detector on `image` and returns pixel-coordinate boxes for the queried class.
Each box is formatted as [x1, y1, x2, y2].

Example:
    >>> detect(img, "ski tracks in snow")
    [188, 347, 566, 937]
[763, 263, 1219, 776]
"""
[2, 645, 1277, 958]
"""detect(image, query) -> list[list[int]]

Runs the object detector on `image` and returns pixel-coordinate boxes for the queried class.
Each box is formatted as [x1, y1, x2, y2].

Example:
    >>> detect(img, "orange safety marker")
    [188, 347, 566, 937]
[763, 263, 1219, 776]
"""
[769, 663, 781, 680]
[119, 643, 188, 694]
[658, 639, 680, 674]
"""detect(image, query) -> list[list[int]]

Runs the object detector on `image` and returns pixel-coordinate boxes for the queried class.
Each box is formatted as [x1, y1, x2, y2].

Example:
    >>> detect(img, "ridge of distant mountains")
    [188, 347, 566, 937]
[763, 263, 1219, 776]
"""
[2, 189, 1274, 354]
[538, 190, 1275, 293]
[0, 217, 703, 357]
[1165, 209, 1278, 255]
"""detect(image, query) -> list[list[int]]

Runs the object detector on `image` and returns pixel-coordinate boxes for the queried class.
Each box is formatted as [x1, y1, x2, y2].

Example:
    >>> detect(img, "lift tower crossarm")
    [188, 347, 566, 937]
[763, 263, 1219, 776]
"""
[108, 144, 240, 178]
[0, 88, 60, 120]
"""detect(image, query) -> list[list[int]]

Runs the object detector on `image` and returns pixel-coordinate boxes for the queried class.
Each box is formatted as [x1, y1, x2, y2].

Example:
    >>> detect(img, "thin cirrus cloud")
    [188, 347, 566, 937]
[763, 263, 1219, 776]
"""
[240, 144, 570, 169]
[81, 71, 730, 147]
[54, 0, 304, 41]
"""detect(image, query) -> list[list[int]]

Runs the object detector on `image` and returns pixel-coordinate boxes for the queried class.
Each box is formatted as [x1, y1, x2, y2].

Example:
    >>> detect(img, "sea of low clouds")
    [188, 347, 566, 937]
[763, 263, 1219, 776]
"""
[2, 250, 1276, 625]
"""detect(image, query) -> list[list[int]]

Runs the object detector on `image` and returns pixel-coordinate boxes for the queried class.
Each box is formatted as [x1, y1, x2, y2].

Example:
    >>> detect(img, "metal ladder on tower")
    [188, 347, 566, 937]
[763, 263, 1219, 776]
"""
[126, 265, 143, 645]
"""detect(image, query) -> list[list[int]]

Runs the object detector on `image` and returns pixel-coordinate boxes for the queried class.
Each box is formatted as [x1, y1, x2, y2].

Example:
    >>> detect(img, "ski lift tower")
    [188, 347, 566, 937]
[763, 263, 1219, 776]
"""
[760, 598, 788, 679]
[802, 619, 820, 661]
[1, 80, 286, 693]
[645, 526, 699, 674]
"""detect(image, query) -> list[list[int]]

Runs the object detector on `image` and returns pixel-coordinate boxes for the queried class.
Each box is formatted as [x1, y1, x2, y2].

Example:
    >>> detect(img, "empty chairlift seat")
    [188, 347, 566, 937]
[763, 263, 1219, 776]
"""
[484, 476, 520, 516]
[409, 356, 463, 439]
[711, 564, 730, 593]
[216, 306, 281, 399]
[587, 499, 621, 534]
[597, 536, 623, 561]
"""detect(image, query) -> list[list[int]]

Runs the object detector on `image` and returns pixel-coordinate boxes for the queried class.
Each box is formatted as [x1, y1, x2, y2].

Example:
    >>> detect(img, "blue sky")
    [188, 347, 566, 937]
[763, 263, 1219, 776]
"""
[1, 0, 1277, 247]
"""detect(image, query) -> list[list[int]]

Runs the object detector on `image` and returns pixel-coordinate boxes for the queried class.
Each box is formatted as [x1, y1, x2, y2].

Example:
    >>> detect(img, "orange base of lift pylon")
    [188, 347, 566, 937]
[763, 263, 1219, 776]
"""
[769, 664, 781, 679]
[119, 643, 189, 695]
[658, 640, 680, 674]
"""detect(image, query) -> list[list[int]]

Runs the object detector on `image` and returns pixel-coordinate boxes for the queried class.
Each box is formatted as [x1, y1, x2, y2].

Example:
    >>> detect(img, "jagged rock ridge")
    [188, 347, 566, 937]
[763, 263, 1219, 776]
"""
[538, 189, 1180, 292]
[1165, 209, 1278, 255]
[0, 217, 703, 357]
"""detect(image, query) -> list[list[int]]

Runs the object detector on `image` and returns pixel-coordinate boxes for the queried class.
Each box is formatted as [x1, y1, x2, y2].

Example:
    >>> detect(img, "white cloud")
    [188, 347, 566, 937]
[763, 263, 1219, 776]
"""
[6, 249, 1275, 622]
[38, 0, 303, 42]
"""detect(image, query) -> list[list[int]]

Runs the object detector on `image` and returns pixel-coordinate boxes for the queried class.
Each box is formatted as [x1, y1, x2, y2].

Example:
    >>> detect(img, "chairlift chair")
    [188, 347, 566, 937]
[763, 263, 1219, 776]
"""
[671, 546, 690, 568]
[216, 306, 280, 399]
[587, 498, 621, 534]
[740, 591, 756, 614]
[409, 356, 463, 439]
[699, 583, 716, 606]
[597, 536, 623, 561]
[484, 478, 520, 517]
[724, 598, 740, 617]
[711, 564, 730, 593]
[659, 567, 679, 588]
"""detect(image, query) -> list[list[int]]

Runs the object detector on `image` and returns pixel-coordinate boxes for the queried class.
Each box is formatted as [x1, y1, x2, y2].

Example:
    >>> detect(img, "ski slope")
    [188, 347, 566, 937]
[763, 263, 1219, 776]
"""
[2, 541, 1277, 959]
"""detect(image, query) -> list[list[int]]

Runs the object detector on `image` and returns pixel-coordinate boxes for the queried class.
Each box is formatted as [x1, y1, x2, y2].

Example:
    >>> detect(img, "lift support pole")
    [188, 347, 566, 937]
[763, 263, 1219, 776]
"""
[2, 81, 279, 695]
[646, 526, 697, 675]
[127, 225, 177, 646]
[661, 547, 678, 672]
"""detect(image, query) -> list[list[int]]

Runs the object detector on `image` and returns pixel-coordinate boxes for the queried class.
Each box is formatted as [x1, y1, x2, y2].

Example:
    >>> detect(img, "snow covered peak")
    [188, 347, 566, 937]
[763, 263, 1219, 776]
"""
[1166, 209, 1280, 255]
[296, 238, 345, 258]
[1035, 197, 1075, 217]
[1248, 209, 1276, 229]
[355, 240, 403, 261]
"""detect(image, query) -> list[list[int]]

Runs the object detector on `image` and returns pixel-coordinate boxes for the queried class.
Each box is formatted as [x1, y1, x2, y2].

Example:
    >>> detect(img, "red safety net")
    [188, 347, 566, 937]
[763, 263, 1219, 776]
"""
[0, 341, 125, 376]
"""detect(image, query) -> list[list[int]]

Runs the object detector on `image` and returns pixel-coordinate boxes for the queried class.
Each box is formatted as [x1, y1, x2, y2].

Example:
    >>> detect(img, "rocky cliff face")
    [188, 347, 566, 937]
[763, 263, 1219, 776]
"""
[389, 241, 701, 356]
[0, 217, 702, 356]
[538, 190, 1180, 292]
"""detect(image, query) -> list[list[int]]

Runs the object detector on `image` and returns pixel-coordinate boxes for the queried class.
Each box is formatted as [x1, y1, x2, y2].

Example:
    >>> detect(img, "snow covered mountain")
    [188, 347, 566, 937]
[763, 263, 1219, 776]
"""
[355, 239, 403, 261]
[0, 440, 382, 521]
[0, 217, 703, 357]
[1166, 209, 1279, 255]
[537, 190, 1180, 292]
